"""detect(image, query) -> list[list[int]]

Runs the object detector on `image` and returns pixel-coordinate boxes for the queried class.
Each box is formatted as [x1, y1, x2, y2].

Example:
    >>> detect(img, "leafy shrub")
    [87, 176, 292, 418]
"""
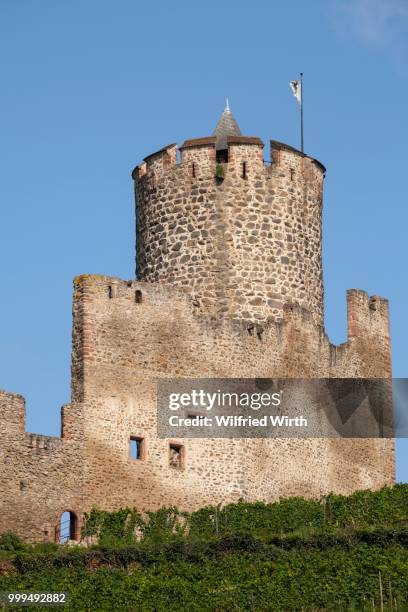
[0, 531, 25, 551]
[141, 507, 187, 545]
[30, 541, 60, 554]
[81, 507, 143, 547]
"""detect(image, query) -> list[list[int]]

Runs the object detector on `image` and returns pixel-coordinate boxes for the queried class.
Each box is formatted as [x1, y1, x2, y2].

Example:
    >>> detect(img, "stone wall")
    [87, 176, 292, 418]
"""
[72, 275, 393, 514]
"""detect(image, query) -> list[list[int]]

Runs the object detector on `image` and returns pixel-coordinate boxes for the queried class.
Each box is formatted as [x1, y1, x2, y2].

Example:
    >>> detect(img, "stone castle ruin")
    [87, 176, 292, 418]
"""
[0, 104, 394, 542]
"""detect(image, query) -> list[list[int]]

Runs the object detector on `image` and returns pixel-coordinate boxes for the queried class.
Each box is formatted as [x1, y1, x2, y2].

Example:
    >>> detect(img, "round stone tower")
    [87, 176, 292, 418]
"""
[132, 103, 326, 326]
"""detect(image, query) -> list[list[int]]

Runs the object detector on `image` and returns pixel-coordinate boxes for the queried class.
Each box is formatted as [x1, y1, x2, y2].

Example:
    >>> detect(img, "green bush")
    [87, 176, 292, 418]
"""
[30, 541, 60, 554]
[81, 507, 143, 547]
[0, 530, 25, 551]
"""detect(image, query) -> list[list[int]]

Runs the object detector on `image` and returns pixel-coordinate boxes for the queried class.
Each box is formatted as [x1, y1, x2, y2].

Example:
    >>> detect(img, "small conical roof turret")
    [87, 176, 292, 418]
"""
[213, 99, 241, 150]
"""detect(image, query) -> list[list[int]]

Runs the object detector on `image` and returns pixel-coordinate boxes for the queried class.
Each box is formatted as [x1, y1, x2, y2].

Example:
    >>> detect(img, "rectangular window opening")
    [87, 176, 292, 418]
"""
[130, 436, 145, 460]
[169, 443, 184, 469]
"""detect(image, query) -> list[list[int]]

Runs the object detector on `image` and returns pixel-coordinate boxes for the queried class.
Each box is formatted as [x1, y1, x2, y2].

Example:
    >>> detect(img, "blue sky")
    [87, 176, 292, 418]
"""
[1, 0, 407, 478]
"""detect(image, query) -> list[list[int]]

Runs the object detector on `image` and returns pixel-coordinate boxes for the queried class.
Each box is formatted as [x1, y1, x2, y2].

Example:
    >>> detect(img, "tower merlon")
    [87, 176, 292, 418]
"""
[347, 289, 390, 340]
[0, 389, 25, 434]
[131, 143, 178, 182]
[270, 140, 326, 177]
[227, 136, 264, 173]
[180, 137, 217, 176]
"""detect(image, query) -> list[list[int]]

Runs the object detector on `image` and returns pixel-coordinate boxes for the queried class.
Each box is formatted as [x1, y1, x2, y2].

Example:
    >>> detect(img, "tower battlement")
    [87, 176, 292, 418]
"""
[132, 138, 324, 184]
[133, 114, 326, 327]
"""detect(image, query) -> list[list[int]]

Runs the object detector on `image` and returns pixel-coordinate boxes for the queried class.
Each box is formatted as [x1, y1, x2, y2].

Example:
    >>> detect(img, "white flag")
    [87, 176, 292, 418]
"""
[290, 80, 302, 104]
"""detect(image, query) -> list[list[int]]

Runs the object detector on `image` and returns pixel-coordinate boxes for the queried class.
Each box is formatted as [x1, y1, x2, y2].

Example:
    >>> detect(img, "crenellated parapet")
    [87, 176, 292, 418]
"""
[69, 275, 391, 386]
[132, 138, 325, 187]
[0, 390, 83, 446]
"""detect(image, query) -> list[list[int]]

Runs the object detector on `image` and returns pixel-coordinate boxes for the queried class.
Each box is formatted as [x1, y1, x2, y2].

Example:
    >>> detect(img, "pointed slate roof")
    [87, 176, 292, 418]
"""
[213, 100, 241, 150]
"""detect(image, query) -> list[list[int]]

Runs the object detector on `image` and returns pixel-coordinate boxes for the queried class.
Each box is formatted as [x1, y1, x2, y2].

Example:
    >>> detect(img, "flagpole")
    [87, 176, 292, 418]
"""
[300, 72, 304, 153]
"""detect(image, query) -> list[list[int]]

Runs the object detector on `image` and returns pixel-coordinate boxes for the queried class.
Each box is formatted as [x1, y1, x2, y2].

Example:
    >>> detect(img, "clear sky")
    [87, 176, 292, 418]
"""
[1, 1, 407, 478]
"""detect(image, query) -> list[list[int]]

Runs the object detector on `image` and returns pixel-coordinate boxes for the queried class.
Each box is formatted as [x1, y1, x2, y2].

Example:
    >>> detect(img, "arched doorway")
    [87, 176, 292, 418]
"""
[56, 511, 79, 543]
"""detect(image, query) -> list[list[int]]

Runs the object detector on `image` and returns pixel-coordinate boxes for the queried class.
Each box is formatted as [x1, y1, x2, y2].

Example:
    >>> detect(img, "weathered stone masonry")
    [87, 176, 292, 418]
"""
[0, 107, 395, 541]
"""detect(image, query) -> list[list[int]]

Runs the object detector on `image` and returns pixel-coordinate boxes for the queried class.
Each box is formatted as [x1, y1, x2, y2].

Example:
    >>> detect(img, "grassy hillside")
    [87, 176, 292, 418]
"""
[1, 485, 408, 611]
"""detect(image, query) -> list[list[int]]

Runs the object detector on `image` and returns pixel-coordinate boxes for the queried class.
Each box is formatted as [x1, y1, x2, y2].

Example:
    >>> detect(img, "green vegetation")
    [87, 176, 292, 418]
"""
[0, 531, 26, 552]
[215, 163, 225, 179]
[1, 485, 408, 610]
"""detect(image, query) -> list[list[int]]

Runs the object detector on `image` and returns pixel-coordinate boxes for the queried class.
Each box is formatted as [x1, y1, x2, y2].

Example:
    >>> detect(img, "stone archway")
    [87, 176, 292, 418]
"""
[55, 510, 79, 543]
